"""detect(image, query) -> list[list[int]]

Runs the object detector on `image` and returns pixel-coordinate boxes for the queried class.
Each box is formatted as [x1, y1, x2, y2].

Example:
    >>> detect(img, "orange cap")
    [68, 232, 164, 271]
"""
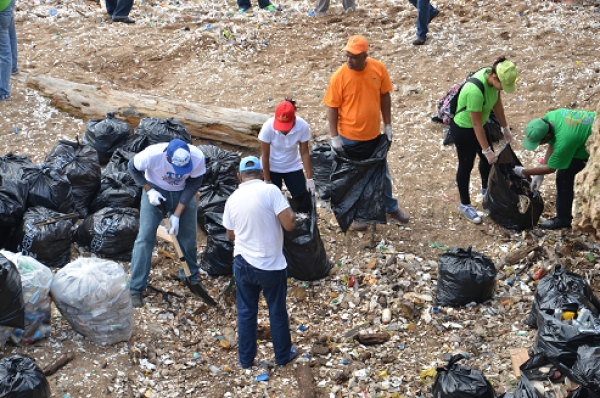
[342, 35, 368, 55]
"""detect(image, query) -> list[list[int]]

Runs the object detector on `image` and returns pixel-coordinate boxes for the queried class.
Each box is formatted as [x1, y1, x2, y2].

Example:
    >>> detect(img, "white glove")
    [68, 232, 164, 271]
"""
[513, 166, 525, 178]
[384, 124, 392, 141]
[482, 147, 497, 164]
[169, 215, 180, 236]
[331, 136, 343, 152]
[502, 125, 513, 144]
[530, 175, 545, 191]
[147, 189, 166, 206]
[306, 178, 316, 194]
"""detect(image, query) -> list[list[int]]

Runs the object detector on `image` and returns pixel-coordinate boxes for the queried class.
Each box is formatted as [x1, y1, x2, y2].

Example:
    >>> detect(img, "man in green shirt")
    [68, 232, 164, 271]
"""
[514, 109, 595, 229]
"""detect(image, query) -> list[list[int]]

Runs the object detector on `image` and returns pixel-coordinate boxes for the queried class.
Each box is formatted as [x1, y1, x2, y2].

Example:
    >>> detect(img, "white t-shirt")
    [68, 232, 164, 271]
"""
[223, 179, 290, 271]
[258, 116, 311, 173]
[133, 143, 206, 191]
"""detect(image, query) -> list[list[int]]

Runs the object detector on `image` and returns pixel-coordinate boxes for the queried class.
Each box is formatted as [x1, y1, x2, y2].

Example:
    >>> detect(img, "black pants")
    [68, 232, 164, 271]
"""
[450, 120, 492, 205]
[555, 158, 587, 222]
[270, 169, 307, 198]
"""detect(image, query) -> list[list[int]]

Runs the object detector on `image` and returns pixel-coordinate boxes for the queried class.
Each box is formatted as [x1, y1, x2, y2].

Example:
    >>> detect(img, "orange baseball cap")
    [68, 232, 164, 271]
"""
[273, 101, 295, 131]
[342, 35, 368, 55]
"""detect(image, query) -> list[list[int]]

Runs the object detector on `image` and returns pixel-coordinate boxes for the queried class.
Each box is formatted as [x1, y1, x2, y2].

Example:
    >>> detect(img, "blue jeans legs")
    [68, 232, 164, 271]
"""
[129, 188, 199, 295]
[237, 0, 271, 10]
[0, 0, 15, 99]
[408, 0, 438, 39]
[234, 255, 291, 367]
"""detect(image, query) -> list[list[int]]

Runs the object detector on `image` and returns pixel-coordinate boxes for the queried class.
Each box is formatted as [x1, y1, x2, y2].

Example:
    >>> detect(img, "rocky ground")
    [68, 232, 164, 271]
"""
[1, 0, 600, 396]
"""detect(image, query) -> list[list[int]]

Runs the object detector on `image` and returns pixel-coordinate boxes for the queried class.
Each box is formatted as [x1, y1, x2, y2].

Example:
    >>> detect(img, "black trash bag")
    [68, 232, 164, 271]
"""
[525, 264, 600, 328]
[104, 148, 137, 175]
[45, 139, 101, 218]
[89, 172, 141, 213]
[442, 113, 502, 146]
[22, 164, 75, 215]
[0, 254, 25, 329]
[310, 144, 335, 201]
[483, 144, 544, 230]
[435, 246, 497, 307]
[0, 355, 51, 398]
[568, 388, 600, 398]
[120, 134, 152, 154]
[7, 207, 75, 268]
[532, 310, 600, 370]
[196, 145, 240, 232]
[83, 113, 133, 164]
[133, 117, 192, 146]
[571, 346, 600, 393]
[75, 207, 140, 261]
[500, 354, 552, 398]
[0, 175, 28, 228]
[330, 135, 390, 233]
[431, 354, 496, 398]
[283, 191, 332, 281]
[0, 153, 34, 178]
[200, 212, 234, 276]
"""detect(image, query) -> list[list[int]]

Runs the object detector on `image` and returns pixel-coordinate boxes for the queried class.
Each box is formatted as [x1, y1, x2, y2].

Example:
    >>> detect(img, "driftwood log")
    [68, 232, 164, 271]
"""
[26, 74, 268, 148]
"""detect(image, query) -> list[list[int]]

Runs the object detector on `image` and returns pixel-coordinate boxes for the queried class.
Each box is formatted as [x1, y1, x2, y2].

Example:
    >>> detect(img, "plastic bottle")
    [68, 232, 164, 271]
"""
[577, 308, 592, 327]
[382, 308, 391, 325]
[48, 8, 58, 16]
[554, 308, 563, 321]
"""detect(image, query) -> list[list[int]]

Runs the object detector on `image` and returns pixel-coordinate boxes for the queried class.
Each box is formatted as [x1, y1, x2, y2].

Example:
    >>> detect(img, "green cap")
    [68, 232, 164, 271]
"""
[523, 118, 550, 151]
[496, 60, 518, 94]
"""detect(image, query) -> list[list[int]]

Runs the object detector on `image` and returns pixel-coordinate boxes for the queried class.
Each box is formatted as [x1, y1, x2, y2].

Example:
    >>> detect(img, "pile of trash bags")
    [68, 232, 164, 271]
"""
[0, 355, 50, 397]
[83, 112, 132, 164]
[0, 254, 25, 344]
[50, 257, 134, 346]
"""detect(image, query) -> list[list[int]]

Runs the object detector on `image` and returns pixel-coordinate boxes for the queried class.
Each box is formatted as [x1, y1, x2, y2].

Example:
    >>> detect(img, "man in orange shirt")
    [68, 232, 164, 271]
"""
[324, 35, 409, 231]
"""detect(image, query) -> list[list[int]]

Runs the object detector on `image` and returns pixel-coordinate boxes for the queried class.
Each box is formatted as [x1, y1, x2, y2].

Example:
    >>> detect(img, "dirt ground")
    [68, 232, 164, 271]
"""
[1, 0, 600, 396]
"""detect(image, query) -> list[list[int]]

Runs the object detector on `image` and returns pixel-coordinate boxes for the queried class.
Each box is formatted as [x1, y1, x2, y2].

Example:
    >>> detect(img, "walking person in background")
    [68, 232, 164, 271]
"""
[224, 156, 297, 368]
[450, 57, 518, 224]
[105, 0, 135, 23]
[409, 0, 439, 45]
[313, 0, 355, 16]
[0, 0, 17, 100]
[127, 138, 206, 308]
[237, 0, 278, 13]
[259, 99, 315, 198]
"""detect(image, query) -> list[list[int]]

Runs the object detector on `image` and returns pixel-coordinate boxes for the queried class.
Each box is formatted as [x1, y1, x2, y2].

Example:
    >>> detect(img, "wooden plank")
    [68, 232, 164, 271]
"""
[509, 348, 530, 378]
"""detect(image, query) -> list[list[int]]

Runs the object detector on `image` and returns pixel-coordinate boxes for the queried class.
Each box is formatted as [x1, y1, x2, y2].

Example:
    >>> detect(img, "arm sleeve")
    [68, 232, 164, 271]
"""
[223, 201, 233, 230]
[324, 71, 343, 108]
[380, 65, 393, 94]
[128, 158, 149, 188]
[179, 175, 203, 206]
[270, 187, 291, 215]
[258, 119, 273, 143]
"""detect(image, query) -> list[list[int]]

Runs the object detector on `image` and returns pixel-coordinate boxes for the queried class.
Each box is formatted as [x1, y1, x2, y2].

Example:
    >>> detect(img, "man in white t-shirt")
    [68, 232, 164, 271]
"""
[128, 138, 206, 308]
[259, 100, 315, 198]
[223, 156, 298, 368]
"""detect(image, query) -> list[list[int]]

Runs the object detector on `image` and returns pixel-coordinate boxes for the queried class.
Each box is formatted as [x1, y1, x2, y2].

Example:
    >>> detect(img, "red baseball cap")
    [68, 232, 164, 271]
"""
[273, 101, 295, 131]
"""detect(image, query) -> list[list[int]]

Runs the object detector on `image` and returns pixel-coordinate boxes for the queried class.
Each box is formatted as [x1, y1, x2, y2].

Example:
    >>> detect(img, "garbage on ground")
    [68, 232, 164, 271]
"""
[22, 163, 75, 215]
[7, 206, 75, 268]
[74, 207, 140, 261]
[569, 345, 600, 396]
[283, 191, 332, 281]
[0, 254, 25, 332]
[0, 251, 52, 346]
[45, 138, 101, 218]
[0, 355, 51, 398]
[83, 112, 132, 164]
[0, 152, 33, 179]
[435, 246, 497, 307]
[483, 144, 544, 230]
[50, 257, 134, 346]
[310, 143, 335, 201]
[431, 354, 496, 398]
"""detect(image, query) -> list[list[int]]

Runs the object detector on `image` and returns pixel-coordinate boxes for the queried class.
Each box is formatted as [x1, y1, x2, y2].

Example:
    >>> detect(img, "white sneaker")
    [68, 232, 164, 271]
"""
[459, 204, 482, 224]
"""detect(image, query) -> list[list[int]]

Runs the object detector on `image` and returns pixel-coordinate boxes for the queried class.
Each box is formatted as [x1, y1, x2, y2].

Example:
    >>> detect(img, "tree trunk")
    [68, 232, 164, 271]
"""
[26, 74, 268, 148]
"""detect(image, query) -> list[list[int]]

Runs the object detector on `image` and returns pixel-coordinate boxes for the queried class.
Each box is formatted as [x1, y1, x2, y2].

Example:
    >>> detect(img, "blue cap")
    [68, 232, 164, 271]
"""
[165, 139, 193, 175]
[239, 156, 262, 172]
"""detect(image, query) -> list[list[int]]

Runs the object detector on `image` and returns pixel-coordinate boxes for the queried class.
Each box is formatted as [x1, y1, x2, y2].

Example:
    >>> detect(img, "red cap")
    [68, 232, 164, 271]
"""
[273, 101, 295, 131]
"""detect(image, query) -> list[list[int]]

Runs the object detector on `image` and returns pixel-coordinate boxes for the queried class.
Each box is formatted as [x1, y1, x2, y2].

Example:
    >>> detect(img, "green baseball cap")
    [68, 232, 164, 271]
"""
[523, 118, 550, 151]
[496, 60, 518, 94]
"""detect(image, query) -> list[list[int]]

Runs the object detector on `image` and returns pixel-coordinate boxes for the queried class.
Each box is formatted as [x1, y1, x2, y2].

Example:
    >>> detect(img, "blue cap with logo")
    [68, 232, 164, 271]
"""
[165, 139, 193, 175]
[239, 156, 262, 172]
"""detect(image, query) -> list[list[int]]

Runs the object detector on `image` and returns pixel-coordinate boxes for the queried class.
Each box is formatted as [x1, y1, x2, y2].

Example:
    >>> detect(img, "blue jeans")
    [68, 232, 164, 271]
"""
[105, 0, 133, 18]
[129, 188, 199, 295]
[408, 0, 437, 39]
[234, 255, 291, 367]
[340, 135, 399, 213]
[270, 169, 307, 198]
[237, 0, 271, 10]
[0, 0, 15, 100]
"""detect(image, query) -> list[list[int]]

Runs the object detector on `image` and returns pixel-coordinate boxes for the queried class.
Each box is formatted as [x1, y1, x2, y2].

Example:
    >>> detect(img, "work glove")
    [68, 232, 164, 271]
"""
[502, 125, 513, 144]
[147, 189, 166, 206]
[530, 175, 545, 191]
[482, 147, 497, 164]
[331, 136, 343, 152]
[513, 166, 525, 178]
[384, 124, 393, 141]
[306, 179, 316, 195]
[169, 214, 180, 236]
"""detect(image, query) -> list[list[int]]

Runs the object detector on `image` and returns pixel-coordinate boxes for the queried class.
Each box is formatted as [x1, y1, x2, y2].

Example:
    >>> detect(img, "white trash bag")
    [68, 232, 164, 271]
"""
[50, 257, 133, 346]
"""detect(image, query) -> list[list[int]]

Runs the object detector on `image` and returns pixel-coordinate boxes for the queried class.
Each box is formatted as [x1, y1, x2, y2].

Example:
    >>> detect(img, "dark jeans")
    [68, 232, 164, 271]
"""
[105, 0, 133, 17]
[408, 0, 438, 39]
[234, 255, 291, 367]
[555, 158, 587, 222]
[237, 0, 271, 9]
[270, 169, 306, 198]
[450, 120, 491, 205]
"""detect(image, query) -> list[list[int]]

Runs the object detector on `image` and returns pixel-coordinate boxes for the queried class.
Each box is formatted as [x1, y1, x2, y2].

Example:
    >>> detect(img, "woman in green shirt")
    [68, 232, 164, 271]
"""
[450, 57, 518, 224]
